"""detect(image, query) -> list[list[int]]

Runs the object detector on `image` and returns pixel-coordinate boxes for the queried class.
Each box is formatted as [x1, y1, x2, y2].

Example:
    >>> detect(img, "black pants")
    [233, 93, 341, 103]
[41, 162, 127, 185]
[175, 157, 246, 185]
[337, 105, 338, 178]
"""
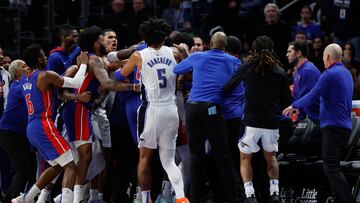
[186, 102, 243, 203]
[225, 117, 244, 174]
[322, 126, 354, 203]
[0, 130, 36, 203]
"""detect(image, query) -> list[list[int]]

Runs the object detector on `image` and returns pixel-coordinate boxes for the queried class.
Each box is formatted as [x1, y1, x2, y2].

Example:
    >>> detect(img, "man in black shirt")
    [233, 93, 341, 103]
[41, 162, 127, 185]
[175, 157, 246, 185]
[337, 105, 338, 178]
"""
[224, 36, 291, 203]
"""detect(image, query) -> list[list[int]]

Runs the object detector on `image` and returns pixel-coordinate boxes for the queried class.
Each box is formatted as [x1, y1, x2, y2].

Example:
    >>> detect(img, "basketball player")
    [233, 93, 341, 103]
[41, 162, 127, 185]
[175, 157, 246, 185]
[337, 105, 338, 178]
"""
[12, 44, 91, 203]
[114, 18, 189, 203]
[61, 26, 139, 203]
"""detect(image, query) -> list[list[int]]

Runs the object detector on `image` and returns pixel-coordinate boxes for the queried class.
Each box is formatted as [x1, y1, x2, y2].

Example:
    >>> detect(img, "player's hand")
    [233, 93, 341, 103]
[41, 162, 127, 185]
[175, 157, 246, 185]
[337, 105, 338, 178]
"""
[78, 91, 92, 103]
[133, 84, 141, 92]
[77, 51, 89, 65]
[173, 43, 189, 58]
[282, 105, 299, 116]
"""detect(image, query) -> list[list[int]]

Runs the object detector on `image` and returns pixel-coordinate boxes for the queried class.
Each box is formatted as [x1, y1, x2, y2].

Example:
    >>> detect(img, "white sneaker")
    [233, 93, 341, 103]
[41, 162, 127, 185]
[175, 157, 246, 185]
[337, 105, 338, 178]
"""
[11, 193, 28, 203]
[53, 194, 62, 203]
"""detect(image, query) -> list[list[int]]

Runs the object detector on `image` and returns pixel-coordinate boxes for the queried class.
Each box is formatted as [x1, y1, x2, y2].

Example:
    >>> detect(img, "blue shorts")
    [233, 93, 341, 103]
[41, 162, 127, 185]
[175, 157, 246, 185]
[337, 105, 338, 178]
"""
[62, 101, 92, 144]
[27, 117, 70, 161]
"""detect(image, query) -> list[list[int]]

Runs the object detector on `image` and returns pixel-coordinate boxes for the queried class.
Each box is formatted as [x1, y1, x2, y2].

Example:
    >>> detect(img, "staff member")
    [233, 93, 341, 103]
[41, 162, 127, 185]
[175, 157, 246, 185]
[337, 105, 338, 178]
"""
[283, 43, 355, 203]
[174, 32, 242, 203]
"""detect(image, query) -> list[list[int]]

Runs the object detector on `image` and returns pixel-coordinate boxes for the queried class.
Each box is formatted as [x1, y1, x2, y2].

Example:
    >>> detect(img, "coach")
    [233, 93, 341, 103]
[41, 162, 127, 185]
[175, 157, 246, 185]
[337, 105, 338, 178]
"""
[283, 43, 354, 203]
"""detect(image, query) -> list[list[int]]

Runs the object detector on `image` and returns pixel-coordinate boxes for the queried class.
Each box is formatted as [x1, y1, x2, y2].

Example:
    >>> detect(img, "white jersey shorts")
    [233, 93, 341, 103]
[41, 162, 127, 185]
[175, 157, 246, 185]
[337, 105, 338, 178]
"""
[138, 103, 179, 150]
[238, 126, 280, 154]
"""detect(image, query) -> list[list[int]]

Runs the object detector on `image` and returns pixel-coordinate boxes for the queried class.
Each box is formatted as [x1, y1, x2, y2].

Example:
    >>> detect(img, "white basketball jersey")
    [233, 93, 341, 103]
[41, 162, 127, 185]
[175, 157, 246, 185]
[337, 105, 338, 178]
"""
[138, 46, 177, 104]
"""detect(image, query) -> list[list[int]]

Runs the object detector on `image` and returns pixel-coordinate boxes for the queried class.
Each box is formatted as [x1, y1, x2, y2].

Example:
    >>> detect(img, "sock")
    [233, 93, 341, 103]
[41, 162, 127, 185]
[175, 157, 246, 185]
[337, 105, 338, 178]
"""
[141, 190, 151, 203]
[162, 181, 172, 197]
[244, 181, 255, 198]
[37, 189, 50, 202]
[73, 185, 84, 203]
[270, 179, 279, 195]
[61, 188, 73, 203]
[89, 189, 99, 200]
[25, 184, 41, 202]
[98, 192, 103, 200]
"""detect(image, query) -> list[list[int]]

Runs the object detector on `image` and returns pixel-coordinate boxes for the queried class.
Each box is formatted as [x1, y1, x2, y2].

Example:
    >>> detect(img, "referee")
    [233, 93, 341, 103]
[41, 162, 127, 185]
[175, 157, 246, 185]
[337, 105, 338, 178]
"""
[174, 32, 243, 203]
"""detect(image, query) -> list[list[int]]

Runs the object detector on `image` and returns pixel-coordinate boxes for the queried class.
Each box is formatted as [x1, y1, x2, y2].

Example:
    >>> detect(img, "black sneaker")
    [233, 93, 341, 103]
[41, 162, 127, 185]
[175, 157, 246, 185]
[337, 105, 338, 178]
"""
[244, 195, 258, 203]
[270, 194, 280, 203]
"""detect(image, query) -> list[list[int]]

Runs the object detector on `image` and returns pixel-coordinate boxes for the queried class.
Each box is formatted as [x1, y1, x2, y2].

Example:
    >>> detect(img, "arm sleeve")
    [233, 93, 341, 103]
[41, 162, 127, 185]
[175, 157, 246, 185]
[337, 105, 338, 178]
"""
[62, 64, 87, 88]
[114, 69, 126, 81]
[173, 54, 194, 75]
[292, 72, 328, 109]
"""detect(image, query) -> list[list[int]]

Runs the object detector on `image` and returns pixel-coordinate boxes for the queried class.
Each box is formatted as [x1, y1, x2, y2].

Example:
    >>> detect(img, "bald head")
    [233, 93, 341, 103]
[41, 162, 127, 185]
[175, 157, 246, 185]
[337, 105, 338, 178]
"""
[210, 32, 227, 50]
[323, 43, 342, 69]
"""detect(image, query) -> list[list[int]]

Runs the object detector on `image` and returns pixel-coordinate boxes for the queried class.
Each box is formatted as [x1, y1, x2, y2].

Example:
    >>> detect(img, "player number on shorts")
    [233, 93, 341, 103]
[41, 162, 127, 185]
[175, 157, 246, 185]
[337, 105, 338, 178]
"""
[25, 94, 34, 115]
[157, 68, 167, 89]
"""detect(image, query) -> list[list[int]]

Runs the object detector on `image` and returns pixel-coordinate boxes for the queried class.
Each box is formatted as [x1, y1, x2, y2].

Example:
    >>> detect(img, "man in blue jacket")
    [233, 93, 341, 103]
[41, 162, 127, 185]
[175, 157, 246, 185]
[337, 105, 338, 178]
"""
[283, 43, 355, 203]
[174, 32, 243, 203]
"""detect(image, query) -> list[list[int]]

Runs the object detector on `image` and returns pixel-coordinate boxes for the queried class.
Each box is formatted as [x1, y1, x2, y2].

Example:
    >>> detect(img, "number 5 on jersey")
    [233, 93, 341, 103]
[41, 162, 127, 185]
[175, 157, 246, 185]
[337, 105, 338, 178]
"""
[157, 68, 167, 88]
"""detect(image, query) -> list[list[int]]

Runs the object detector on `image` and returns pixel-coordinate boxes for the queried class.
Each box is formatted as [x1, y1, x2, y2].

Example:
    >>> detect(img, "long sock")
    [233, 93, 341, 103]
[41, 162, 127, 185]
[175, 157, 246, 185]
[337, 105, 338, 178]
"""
[61, 188, 73, 203]
[37, 189, 50, 202]
[25, 184, 41, 202]
[162, 181, 172, 197]
[159, 147, 185, 199]
[73, 185, 84, 203]
[270, 179, 279, 195]
[141, 190, 151, 203]
[89, 189, 99, 200]
[244, 181, 255, 198]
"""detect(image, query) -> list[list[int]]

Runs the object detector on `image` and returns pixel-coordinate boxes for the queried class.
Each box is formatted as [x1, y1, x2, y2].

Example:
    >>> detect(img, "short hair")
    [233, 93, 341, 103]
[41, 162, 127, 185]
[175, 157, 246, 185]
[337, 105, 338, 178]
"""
[171, 32, 194, 49]
[139, 18, 171, 46]
[22, 44, 42, 68]
[53, 24, 76, 45]
[102, 29, 116, 36]
[8, 60, 24, 80]
[264, 3, 280, 15]
[301, 5, 312, 15]
[227, 35, 242, 54]
[78, 26, 103, 52]
[288, 41, 308, 57]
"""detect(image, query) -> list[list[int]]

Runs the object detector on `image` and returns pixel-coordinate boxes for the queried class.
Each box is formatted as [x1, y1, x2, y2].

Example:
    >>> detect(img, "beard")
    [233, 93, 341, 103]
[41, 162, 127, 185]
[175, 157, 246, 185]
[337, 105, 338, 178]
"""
[289, 57, 299, 68]
[99, 45, 108, 56]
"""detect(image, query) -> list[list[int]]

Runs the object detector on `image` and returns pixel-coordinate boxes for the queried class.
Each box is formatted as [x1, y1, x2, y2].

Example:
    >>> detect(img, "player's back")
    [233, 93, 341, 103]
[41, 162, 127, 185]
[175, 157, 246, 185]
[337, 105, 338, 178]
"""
[139, 46, 177, 104]
[21, 70, 53, 122]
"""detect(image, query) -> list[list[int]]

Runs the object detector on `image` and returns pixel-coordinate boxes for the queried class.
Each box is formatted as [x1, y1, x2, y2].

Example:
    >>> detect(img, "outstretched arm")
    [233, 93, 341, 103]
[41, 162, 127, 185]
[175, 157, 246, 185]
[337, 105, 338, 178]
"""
[223, 63, 250, 94]
[113, 51, 141, 81]
[92, 56, 138, 92]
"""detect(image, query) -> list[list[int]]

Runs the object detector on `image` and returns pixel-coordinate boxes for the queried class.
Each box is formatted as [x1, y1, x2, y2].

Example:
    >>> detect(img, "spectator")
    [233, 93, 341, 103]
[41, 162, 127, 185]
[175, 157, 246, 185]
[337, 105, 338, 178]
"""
[322, 0, 360, 45]
[161, 0, 192, 32]
[2, 53, 11, 71]
[293, 5, 323, 43]
[309, 37, 325, 72]
[256, 3, 292, 71]
[126, 0, 151, 46]
[294, 32, 307, 44]
[342, 43, 360, 99]
[99, 0, 130, 49]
